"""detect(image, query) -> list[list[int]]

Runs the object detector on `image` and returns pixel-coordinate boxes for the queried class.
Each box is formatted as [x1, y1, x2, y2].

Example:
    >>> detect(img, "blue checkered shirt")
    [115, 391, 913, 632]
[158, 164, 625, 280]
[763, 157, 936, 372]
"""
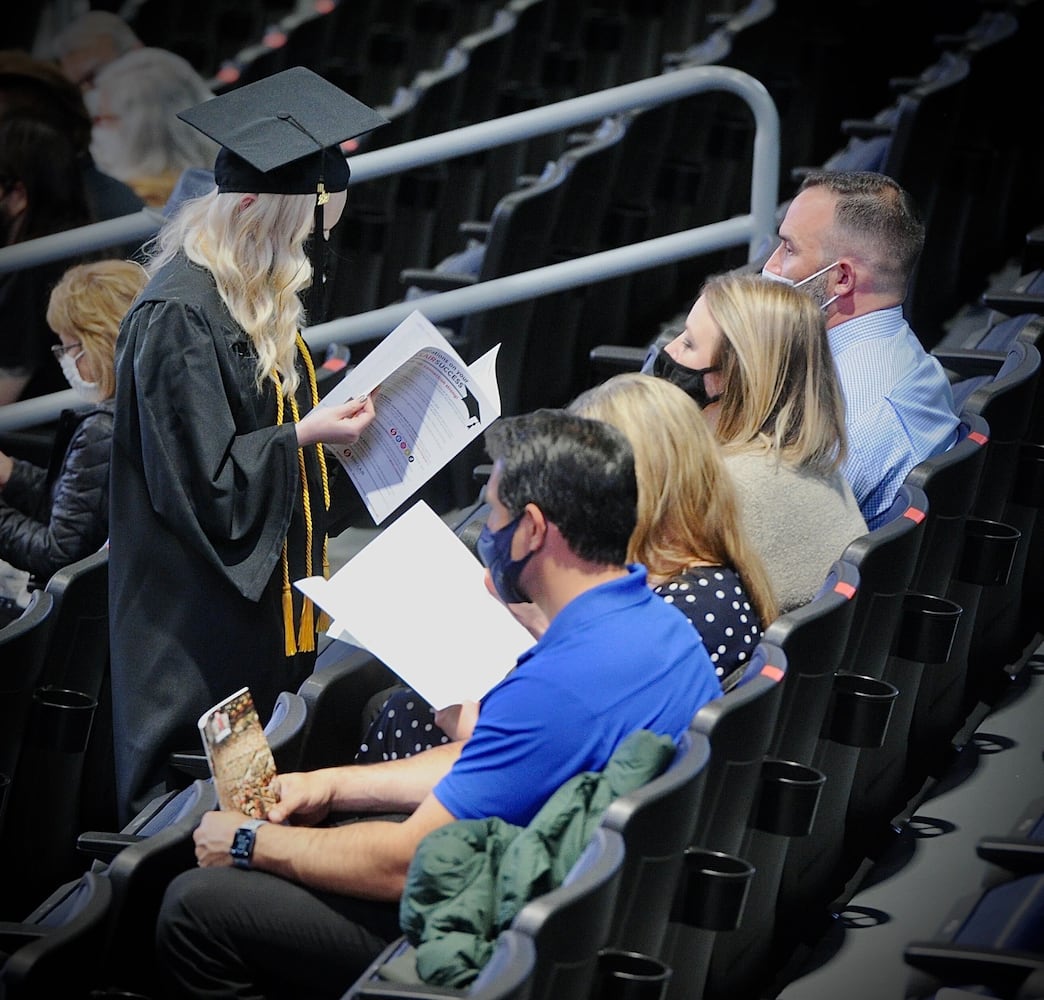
[830, 307, 960, 529]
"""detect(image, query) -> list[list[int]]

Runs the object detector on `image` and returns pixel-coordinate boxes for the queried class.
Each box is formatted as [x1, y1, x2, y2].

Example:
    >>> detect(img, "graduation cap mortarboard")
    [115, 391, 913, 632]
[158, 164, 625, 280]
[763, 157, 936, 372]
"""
[176, 66, 388, 197]
[178, 67, 387, 321]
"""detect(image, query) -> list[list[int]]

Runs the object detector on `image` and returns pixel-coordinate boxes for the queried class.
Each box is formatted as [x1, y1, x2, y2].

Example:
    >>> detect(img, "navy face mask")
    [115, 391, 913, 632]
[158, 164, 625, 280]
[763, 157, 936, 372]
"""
[651, 347, 722, 409]
[476, 512, 533, 605]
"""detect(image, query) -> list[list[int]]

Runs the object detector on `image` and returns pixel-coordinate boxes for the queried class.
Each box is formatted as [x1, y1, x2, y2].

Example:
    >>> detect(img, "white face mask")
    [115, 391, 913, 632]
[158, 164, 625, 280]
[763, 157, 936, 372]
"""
[59, 351, 102, 403]
[761, 259, 841, 310]
[89, 125, 128, 178]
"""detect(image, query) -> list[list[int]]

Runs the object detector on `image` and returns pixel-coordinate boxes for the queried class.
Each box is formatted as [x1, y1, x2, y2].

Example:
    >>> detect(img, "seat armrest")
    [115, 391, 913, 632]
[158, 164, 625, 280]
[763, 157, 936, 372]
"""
[840, 117, 892, 139]
[589, 344, 647, 378]
[981, 290, 1044, 317]
[976, 836, 1044, 874]
[458, 220, 491, 239]
[168, 751, 211, 781]
[932, 348, 1006, 379]
[76, 831, 146, 862]
[399, 268, 478, 293]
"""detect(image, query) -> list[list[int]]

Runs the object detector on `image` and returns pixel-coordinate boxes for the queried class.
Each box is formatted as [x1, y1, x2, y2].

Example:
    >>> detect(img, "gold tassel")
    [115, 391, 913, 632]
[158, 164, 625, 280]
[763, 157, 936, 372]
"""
[297, 597, 315, 652]
[282, 576, 298, 657]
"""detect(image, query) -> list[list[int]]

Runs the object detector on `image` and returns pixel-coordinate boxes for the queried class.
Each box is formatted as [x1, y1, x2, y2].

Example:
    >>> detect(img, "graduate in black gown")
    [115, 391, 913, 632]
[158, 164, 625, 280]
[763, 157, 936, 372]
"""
[108, 69, 387, 821]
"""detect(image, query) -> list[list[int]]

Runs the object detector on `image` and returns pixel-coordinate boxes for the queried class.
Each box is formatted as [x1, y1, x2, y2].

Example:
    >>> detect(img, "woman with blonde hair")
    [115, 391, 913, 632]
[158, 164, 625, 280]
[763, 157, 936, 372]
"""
[650, 271, 867, 611]
[569, 372, 776, 689]
[0, 258, 145, 620]
[108, 68, 387, 820]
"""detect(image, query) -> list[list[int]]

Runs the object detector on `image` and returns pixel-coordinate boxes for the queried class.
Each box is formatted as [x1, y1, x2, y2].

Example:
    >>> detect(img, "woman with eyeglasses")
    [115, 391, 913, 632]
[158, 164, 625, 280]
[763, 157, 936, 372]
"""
[0, 258, 146, 622]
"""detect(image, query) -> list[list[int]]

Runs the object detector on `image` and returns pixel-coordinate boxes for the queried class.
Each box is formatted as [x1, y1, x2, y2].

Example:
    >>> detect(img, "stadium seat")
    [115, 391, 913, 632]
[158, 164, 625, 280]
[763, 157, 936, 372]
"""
[661, 639, 788, 1000]
[600, 728, 712, 958]
[0, 591, 54, 849]
[705, 561, 859, 999]
[343, 827, 626, 1000]
[778, 485, 928, 943]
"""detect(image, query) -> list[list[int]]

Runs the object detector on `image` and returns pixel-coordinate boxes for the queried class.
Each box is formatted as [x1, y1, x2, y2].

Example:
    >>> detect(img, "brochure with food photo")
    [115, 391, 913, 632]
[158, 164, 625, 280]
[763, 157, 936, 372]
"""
[198, 687, 277, 818]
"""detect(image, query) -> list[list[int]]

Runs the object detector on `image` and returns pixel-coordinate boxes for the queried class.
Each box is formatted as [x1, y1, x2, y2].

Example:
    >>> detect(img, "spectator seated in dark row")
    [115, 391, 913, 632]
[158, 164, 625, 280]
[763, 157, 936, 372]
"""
[154, 409, 723, 999]
[0, 258, 146, 623]
[650, 271, 868, 612]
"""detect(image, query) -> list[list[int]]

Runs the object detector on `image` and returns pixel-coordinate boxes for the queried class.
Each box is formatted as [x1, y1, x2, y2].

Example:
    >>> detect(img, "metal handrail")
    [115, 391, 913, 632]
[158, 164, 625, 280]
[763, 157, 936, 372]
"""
[0, 64, 779, 431]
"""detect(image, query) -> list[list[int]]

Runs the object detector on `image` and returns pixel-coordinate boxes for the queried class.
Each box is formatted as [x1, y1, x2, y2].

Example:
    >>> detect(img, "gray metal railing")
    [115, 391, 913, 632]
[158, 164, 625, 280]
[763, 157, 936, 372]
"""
[0, 63, 779, 431]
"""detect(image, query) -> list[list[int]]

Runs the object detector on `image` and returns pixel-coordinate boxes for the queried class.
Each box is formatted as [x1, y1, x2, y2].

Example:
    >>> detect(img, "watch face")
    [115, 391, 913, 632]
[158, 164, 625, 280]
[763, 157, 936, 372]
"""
[231, 827, 256, 867]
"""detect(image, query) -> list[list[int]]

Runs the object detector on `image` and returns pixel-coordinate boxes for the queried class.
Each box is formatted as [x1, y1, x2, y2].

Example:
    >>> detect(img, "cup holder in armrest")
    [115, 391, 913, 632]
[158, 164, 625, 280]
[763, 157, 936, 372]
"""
[672, 848, 754, 932]
[752, 759, 826, 837]
[956, 518, 1021, 587]
[29, 686, 98, 754]
[820, 672, 899, 748]
[595, 948, 673, 1000]
[892, 592, 963, 663]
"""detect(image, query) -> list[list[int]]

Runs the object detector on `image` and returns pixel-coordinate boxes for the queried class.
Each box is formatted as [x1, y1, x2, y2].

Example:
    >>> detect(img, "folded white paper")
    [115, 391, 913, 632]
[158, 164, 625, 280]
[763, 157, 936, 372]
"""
[296, 500, 534, 709]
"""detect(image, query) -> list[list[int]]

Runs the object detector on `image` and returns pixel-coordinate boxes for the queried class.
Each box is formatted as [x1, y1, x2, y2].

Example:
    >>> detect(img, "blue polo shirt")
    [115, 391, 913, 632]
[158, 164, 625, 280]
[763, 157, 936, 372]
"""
[433, 564, 721, 826]
[830, 307, 960, 529]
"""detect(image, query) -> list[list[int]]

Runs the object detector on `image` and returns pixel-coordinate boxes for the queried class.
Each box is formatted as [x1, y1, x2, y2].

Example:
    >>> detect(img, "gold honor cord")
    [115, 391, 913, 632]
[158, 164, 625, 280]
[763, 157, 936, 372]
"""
[274, 334, 332, 657]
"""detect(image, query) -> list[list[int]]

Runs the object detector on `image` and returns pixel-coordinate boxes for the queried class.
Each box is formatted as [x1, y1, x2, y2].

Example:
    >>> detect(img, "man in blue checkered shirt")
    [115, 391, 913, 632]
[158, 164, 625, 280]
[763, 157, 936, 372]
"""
[762, 170, 960, 530]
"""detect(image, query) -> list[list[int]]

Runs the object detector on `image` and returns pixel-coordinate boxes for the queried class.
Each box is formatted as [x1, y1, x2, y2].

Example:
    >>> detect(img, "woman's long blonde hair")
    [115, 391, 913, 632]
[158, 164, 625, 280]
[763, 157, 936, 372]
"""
[569, 372, 777, 626]
[704, 272, 847, 475]
[145, 189, 314, 395]
[46, 258, 148, 400]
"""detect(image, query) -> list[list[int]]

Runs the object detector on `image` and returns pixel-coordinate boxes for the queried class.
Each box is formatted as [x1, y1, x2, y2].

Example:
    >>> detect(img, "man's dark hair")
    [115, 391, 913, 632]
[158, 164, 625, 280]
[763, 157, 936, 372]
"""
[484, 409, 637, 566]
[798, 169, 925, 293]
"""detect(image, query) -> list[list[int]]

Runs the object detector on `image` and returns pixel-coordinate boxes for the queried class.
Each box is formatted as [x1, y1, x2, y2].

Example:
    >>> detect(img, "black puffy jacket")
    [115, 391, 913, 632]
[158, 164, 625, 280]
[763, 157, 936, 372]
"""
[0, 401, 113, 584]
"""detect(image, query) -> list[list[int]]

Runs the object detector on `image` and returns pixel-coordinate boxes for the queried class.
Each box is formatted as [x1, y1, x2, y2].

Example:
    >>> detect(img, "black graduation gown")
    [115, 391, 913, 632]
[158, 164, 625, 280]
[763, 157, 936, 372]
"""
[109, 255, 326, 821]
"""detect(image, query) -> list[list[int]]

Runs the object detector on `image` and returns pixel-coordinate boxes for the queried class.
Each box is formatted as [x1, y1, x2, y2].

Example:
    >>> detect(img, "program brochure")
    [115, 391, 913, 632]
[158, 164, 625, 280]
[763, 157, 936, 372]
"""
[318, 309, 501, 525]
[197, 687, 277, 818]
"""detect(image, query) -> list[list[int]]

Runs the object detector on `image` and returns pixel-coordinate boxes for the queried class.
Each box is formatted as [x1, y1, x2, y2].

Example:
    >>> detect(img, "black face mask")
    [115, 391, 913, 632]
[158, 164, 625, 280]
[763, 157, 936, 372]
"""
[651, 347, 722, 409]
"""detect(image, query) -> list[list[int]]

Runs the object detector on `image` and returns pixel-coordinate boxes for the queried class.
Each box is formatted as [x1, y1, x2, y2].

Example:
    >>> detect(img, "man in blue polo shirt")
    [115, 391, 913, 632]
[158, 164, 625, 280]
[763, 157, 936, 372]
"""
[762, 170, 960, 529]
[156, 408, 721, 999]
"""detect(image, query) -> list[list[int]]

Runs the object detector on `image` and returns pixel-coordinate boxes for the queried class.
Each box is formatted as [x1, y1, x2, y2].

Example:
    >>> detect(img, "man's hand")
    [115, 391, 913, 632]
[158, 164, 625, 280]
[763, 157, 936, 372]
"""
[433, 700, 480, 742]
[296, 393, 376, 448]
[267, 770, 336, 826]
[193, 809, 247, 867]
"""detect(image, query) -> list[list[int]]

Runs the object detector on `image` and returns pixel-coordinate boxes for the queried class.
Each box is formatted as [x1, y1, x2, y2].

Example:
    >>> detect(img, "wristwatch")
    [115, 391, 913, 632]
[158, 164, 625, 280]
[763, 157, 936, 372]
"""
[229, 818, 267, 869]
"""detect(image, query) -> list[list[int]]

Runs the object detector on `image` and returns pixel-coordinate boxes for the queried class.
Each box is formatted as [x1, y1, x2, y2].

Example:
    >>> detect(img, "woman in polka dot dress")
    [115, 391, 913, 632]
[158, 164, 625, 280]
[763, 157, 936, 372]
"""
[357, 372, 777, 761]
[569, 372, 777, 691]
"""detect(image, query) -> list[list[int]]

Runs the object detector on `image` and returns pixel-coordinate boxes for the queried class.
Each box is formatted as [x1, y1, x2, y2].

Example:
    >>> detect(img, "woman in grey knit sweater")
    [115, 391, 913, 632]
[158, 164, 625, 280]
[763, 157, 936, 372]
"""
[650, 271, 867, 612]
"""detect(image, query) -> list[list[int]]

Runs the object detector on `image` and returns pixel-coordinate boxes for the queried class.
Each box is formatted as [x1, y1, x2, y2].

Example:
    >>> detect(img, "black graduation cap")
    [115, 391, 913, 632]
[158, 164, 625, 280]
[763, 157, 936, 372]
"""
[177, 66, 388, 197]
[177, 67, 388, 321]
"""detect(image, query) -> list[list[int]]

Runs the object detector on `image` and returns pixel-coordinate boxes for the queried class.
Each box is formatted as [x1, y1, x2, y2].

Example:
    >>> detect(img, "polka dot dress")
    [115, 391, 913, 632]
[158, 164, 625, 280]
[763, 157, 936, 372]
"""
[355, 685, 451, 763]
[653, 565, 761, 691]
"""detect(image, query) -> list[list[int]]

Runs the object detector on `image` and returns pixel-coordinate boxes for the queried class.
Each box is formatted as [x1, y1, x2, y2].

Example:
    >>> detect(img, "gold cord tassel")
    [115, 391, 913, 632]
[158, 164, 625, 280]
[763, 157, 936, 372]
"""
[282, 570, 298, 657]
[273, 380, 299, 656]
[272, 338, 333, 656]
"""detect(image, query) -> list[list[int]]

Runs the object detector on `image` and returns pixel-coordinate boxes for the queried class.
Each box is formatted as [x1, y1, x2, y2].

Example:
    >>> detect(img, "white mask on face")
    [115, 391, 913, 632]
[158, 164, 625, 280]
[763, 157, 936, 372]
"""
[761, 259, 841, 309]
[89, 125, 127, 178]
[59, 351, 102, 403]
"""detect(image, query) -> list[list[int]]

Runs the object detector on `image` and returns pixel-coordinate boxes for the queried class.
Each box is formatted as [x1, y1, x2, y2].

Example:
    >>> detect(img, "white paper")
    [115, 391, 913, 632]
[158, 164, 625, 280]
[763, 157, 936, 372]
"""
[295, 501, 533, 709]
[319, 310, 501, 524]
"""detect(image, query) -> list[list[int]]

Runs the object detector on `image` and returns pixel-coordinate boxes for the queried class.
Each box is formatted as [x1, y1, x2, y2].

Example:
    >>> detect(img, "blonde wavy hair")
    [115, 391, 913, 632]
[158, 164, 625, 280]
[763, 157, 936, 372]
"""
[569, 372, 778, 626]
[46, 257, 148, 400]
[146, 189, 314, 395]
[704, 272, 847, 475]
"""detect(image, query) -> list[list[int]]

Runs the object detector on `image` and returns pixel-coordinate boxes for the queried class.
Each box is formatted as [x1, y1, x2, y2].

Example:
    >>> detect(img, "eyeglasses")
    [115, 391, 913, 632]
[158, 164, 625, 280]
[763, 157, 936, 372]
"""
[51, 342, 82, 359]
